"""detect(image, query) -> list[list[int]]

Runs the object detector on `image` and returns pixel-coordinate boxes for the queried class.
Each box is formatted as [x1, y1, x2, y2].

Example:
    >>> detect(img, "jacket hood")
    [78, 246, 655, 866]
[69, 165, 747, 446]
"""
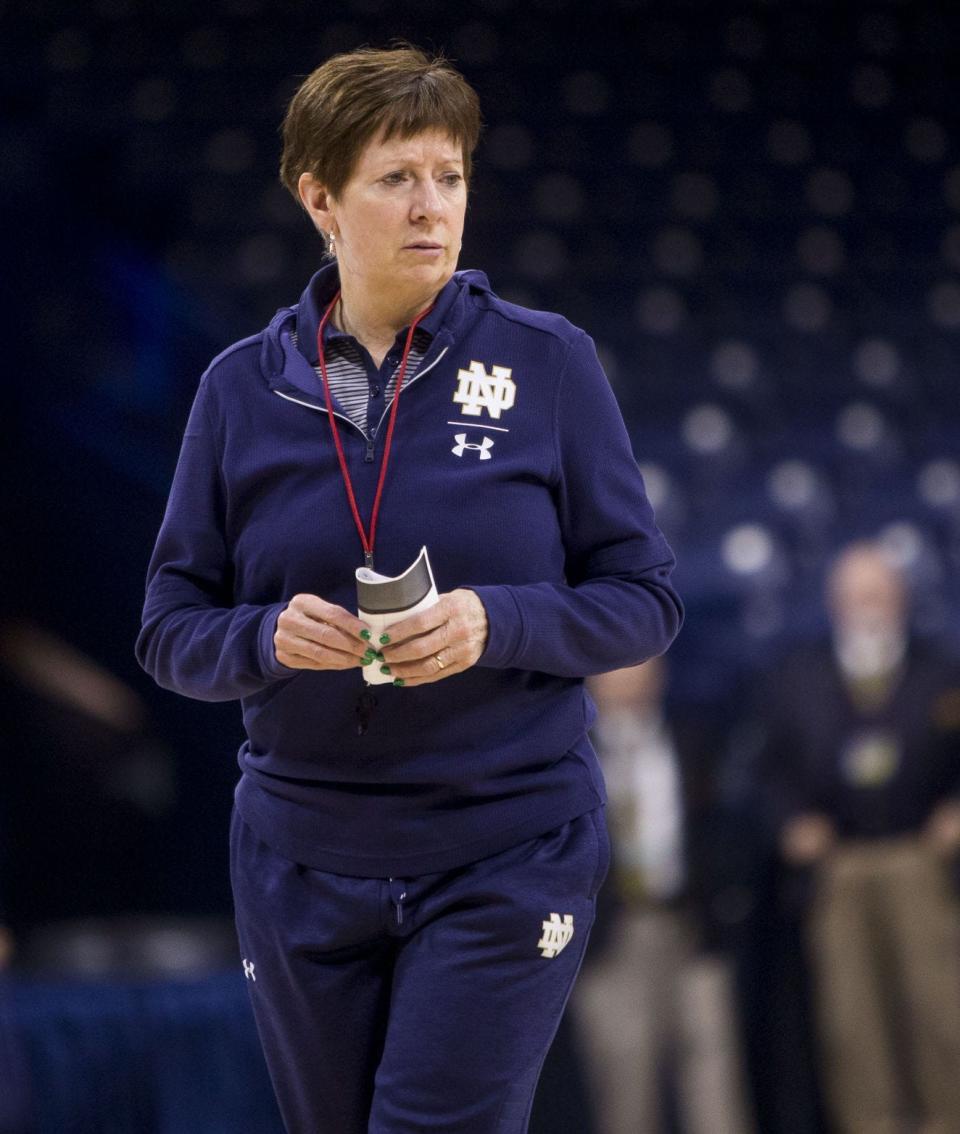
[259, 262, 493, 403]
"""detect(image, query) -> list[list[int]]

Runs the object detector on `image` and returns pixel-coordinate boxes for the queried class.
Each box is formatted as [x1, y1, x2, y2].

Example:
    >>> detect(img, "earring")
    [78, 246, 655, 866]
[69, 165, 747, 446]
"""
[328, 230, 336, 254]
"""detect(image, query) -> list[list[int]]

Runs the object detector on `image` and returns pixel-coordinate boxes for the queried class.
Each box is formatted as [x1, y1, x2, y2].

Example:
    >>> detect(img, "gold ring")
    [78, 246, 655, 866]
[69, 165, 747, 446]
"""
[435, 653, 446, 670]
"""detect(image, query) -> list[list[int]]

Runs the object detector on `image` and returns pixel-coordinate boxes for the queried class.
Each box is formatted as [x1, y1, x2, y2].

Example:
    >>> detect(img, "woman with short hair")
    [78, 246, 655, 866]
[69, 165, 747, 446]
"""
[138, 43, 681, 1134]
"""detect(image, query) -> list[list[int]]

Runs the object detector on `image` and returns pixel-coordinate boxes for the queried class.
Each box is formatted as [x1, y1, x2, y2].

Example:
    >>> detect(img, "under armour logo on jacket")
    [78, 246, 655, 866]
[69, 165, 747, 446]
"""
[537, 913, 574, 958]
[452, 433, 495, 460]
[243, 959, 256, 981]
[452, 361, 516, 419]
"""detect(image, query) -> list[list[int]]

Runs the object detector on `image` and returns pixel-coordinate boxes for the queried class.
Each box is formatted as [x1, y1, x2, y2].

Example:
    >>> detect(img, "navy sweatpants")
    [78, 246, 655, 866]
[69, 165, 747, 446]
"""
[230, 805, 609, 1134]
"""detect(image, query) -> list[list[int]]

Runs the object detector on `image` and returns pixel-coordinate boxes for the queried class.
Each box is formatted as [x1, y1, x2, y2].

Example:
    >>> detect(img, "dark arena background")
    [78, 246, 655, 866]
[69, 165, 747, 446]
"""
[3, 1, 960, 1131]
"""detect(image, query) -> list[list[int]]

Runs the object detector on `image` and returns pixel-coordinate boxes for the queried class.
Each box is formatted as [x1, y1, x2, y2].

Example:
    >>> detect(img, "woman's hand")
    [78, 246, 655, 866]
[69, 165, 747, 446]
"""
[378, 589, 489, 687]
[274, 594, 370, 671]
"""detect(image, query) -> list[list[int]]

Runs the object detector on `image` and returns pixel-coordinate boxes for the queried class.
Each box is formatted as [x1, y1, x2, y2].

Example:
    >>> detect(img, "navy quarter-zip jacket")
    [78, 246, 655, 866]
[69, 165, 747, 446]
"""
[137, 265, 683, 876]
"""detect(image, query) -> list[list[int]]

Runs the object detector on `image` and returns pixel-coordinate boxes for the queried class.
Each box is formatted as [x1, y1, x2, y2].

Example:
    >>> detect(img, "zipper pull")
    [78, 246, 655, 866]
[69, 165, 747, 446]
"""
[355, 688, 377, 735]
[364, 436, 375, 463]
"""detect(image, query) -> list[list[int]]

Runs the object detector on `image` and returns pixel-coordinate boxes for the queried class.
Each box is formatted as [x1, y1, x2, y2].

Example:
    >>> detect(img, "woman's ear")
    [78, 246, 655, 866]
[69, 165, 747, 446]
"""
[298, 172, 335, 235]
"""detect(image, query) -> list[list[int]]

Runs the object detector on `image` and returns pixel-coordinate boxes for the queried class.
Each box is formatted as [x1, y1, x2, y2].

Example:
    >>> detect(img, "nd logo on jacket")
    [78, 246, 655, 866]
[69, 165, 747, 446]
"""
[452, 361, 516, 419]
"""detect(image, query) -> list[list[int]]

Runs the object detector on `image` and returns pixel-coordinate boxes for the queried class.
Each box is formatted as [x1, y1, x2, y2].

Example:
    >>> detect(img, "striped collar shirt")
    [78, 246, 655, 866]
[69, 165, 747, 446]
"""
[292, 326, 431, 437]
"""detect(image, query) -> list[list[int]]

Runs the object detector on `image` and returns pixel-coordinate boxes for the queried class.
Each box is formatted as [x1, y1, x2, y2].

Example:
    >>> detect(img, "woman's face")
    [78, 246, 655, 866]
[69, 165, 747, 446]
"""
[303, 128, 467, 306]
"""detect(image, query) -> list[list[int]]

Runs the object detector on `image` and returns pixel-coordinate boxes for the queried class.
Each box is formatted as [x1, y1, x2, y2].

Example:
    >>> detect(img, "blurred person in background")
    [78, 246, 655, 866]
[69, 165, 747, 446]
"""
[136, 43, 681, 1134]
[0, 619, 177, 925]
[0, 900, 32, 1134]
[574, 656, 754, 1134]
[757, 541, 960, 1134]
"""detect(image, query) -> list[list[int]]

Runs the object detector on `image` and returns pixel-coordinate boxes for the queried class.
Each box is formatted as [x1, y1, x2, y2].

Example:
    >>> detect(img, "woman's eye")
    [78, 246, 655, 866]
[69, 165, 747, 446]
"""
[440, 173, 463, 187]
[382, 172, 408, 185]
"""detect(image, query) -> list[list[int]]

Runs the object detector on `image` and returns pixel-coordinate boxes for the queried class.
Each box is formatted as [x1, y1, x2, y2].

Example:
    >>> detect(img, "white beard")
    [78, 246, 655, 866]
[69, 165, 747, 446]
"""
[834, 625, 907, 681]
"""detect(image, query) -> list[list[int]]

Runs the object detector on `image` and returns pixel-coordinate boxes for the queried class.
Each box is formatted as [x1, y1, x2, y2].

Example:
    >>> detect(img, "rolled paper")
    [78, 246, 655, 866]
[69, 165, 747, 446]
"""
[356, 547, 438, 686]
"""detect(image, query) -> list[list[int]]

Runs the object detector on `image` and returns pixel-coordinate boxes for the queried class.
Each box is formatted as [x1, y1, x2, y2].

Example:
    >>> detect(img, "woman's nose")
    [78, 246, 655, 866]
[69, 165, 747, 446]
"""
[410, 178, 443, 221]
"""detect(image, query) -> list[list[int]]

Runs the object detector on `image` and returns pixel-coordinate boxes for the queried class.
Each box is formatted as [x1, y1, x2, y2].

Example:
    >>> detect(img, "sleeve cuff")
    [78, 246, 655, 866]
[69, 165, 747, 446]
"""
[466, 585, 525, 669]
[257, 602, 299, 681]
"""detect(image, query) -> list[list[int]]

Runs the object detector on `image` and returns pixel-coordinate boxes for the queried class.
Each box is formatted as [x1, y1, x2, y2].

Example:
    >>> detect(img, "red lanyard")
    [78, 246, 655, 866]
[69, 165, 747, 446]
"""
[315, 290, 433, 568]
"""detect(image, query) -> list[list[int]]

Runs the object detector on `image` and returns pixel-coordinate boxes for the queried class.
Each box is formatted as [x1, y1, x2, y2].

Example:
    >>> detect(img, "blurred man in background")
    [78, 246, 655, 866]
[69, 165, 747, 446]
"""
[574, 656, 753, 1134]
[758, 541, 960, 1134]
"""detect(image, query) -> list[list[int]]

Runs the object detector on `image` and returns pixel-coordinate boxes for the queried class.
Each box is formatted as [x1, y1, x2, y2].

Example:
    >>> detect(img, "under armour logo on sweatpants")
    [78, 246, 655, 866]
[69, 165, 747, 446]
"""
[537, 913, 574, 958]
[452, 433, 495, 460]
[243, 958, 256, 981]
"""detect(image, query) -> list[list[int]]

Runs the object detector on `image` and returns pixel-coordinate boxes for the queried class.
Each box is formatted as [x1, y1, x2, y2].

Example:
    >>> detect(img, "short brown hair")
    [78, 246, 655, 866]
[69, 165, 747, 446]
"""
[279, 44, 482, 206]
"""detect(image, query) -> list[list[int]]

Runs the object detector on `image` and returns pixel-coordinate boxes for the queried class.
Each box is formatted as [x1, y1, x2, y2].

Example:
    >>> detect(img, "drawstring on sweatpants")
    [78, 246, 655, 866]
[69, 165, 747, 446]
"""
[388, 878, 407, 927]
